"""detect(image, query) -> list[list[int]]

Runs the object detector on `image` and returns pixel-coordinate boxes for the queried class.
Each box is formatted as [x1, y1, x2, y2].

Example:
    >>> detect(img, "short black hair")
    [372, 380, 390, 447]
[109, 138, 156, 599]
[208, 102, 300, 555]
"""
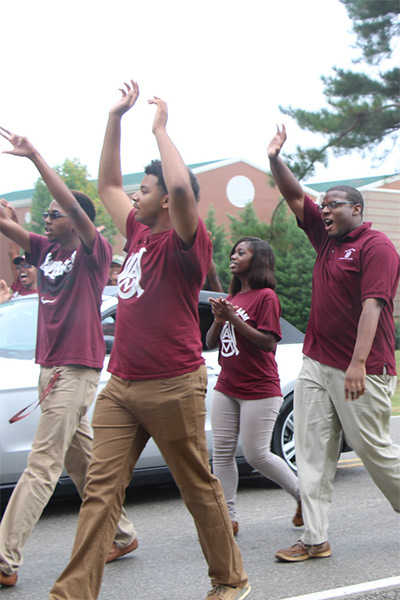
[229, 236, 276, 295]
[144, 159, 200, 202]
[71, 190, 96, 222]
[325, 185, 364, 214]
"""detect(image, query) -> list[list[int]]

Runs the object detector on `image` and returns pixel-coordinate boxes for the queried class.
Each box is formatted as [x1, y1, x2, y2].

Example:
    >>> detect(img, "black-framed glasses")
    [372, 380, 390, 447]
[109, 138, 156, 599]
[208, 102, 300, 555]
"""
[42, 210, 67, 220]
[318, 200, 355, 212]
[16, 263, 34, 270]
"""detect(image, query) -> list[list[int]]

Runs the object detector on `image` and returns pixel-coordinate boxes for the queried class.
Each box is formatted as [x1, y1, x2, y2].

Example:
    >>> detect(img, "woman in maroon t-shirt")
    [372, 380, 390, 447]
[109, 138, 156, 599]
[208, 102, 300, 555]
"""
[206, 237, 302, 535]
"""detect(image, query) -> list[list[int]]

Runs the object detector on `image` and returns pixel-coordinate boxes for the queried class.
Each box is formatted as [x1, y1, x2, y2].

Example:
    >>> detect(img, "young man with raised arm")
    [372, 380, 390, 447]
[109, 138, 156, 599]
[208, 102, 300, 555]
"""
[0, 130, 136, 587]
[50, 81, 250, 600]
[267, 125, 400, 562]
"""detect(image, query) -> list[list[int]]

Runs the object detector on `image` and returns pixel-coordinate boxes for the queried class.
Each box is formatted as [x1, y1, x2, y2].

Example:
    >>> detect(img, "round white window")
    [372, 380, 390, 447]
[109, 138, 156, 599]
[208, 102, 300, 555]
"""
[226, 176, 255, 208]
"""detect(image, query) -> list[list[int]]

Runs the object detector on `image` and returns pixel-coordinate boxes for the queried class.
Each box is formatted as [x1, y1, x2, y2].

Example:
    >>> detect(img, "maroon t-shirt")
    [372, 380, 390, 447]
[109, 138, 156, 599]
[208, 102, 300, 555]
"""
[108, 213, 212, 380]
[26, 231, 112, 368]
[215, 288, 283, 399]
[11, 279, 37, 297]
[299, 195, 400, 375]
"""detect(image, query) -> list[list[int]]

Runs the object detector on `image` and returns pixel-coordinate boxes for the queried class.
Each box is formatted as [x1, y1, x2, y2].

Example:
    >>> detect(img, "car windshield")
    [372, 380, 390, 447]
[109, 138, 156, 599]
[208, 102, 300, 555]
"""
[0, 297, 38, 359]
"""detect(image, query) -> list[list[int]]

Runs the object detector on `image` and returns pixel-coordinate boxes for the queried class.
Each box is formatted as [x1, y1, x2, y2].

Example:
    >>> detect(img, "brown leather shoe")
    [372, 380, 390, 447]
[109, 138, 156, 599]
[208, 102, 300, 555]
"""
[232, 521, 239, 536]
[106, 537, 138, 563]
[292, 500, 304, 527]
[0, 570, 18, 587]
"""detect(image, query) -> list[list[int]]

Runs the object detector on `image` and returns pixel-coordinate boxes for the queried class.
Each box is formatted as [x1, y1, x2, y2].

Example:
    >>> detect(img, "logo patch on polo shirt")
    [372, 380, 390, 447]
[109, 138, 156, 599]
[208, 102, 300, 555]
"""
[339, 248, 356, 261]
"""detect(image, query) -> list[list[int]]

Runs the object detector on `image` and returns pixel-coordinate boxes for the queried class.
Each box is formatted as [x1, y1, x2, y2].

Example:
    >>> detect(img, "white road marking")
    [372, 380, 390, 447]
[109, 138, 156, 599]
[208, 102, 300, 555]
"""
[278, 576, 400, 600]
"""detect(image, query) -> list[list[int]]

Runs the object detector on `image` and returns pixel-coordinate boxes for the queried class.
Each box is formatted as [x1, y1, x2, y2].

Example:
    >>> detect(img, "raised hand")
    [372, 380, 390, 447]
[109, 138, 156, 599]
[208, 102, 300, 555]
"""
[149, 96, 168, 134]
[0, 127, 37, 158]
[0, 198, 17, 221]
[267, 124, 287, 159]
[109, 80, 139, 117]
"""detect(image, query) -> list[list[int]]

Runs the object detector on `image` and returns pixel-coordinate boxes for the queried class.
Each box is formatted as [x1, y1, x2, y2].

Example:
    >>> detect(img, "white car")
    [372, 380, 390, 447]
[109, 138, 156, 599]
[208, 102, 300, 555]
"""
[0, 290, 304, 502]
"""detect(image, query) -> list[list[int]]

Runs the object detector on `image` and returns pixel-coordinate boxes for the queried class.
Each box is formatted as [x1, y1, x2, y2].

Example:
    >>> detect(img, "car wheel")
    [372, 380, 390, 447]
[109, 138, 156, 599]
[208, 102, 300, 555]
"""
[271, 393, 297, 474]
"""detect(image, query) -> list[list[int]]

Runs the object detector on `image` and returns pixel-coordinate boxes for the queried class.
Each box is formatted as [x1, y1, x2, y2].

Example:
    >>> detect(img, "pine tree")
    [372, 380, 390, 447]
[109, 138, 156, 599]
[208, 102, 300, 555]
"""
[280, 0, 400, 180]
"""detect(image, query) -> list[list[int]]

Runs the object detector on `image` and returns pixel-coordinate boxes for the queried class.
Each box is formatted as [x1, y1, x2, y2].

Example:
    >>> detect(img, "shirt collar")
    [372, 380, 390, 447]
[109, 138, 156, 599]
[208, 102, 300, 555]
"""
[336, 222, 372, 244]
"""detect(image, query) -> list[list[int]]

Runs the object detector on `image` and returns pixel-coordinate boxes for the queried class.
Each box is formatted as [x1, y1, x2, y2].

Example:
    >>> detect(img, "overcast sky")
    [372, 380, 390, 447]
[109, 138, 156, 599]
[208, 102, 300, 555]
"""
[1, 0, 399, 195]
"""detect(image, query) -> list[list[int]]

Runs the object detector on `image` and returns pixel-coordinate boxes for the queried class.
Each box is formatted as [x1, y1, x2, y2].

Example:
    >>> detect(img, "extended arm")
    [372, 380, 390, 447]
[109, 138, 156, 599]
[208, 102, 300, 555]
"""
[98, 81, 139, 237]
[205, 258, 224, 292]
[0, 128, 96, 249]
[0, 199, 20, 281]
[0, 199, 31, 252]
[267, 125, 305, 223]
[345, 298, 384, 401]
[150, 97, 198, 247]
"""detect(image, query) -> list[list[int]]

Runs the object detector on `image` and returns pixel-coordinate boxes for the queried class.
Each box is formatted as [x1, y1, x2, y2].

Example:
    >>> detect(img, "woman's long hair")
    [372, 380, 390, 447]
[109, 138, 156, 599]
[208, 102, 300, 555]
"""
[229, 236, 276, 295]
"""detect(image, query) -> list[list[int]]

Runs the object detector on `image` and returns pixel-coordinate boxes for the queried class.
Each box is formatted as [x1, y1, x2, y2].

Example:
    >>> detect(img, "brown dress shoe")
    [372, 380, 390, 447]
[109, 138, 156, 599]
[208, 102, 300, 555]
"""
[106, 537, 139, 563]
[292, 500, 304, 527]
[0, 570, 18, 587]
[231, 521, 239, 536]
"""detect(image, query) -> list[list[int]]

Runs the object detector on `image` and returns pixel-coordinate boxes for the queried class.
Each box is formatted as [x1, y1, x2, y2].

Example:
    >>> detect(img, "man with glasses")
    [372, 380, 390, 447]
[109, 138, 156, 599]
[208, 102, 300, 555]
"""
[267, 125, 400, 562]
[0, 130, 136, 587]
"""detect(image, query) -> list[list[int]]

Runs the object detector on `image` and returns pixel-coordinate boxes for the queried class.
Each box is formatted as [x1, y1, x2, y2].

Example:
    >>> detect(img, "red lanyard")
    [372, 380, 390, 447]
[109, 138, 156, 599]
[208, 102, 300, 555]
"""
[9, 371, 61, 424]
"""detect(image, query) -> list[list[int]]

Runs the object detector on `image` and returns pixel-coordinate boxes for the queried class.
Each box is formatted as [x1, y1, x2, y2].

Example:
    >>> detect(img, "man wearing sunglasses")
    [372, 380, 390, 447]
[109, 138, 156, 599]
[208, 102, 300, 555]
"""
[0, 130, 136, 587]
[267, 125, 400, 562]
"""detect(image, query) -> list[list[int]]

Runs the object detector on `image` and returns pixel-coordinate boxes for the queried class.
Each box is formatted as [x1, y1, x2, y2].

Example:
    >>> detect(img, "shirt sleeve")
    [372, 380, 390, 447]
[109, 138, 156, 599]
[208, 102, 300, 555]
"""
[256, 290, 282, 342]
[360, 240, 400, 305]
[82, 230, 113, 275]
[25, 233, 47, 266]
[173, 218, 212, 278]
[298, 195, 326, 252]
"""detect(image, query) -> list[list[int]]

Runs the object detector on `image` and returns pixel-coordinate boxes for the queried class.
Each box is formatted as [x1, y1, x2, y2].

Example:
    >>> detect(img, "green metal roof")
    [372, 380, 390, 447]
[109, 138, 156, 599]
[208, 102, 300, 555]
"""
[305, 174, 398, 193]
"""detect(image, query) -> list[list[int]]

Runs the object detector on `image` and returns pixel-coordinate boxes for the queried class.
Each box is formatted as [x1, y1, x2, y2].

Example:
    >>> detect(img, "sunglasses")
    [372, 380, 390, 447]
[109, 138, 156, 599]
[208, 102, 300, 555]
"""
[42, 211, 67, 220]
[16, 263, 34, 270]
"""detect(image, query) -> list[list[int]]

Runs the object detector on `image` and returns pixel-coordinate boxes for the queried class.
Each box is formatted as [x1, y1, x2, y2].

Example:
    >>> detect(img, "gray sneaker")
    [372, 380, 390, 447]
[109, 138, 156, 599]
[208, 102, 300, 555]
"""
[205, 583, 251, 599]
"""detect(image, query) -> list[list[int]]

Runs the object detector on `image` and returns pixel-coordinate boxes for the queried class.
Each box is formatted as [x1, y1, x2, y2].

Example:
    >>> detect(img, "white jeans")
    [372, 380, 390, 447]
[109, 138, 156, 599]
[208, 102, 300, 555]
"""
[211, 390, 300, 521]
[295, 356, 400, 545]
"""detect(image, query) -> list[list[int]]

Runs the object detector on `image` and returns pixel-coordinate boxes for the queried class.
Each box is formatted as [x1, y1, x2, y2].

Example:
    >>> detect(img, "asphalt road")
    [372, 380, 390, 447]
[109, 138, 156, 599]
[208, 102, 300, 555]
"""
[1, 418, 399, 600]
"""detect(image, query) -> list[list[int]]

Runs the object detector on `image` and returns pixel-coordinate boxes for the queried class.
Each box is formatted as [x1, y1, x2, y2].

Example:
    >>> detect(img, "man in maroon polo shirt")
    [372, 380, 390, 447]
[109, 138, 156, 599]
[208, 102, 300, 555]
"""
[267, 125, 400, 563]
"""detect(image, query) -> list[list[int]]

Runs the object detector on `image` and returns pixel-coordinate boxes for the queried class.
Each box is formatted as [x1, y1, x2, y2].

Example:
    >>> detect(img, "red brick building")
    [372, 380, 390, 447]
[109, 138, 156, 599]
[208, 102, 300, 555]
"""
[1, 162, 399, 317]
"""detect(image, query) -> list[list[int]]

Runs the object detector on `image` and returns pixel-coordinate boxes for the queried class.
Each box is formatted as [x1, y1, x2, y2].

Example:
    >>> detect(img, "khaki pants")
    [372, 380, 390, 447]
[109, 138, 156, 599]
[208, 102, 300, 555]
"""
[295, 356, 400, 545]
[0, 365, 135, 576]
[50, 366, 247, 600]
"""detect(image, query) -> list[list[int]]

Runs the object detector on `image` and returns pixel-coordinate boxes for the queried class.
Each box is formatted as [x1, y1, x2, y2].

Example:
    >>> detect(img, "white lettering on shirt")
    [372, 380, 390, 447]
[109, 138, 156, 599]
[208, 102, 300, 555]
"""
[40, 251, 77, 280]
[118, 247, 147, 299]
[220, 321, 239, 357]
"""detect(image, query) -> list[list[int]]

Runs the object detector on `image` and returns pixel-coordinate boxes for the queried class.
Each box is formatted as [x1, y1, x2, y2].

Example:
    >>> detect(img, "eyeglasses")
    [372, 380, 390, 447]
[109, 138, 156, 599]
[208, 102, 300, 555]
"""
[16, 263, 34, 270]
[318, 200, 355, 212]
[42, 211, 67, 220]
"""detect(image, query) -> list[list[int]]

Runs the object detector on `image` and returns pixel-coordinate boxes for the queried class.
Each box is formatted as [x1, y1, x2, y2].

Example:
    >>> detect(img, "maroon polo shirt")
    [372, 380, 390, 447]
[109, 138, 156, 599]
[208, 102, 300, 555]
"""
[299, 195, 399, 375]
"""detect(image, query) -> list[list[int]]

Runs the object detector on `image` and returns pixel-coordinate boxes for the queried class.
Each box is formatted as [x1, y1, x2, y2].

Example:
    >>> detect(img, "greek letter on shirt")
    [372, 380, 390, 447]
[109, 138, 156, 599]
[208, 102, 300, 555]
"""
[118, 247, 146, 299]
